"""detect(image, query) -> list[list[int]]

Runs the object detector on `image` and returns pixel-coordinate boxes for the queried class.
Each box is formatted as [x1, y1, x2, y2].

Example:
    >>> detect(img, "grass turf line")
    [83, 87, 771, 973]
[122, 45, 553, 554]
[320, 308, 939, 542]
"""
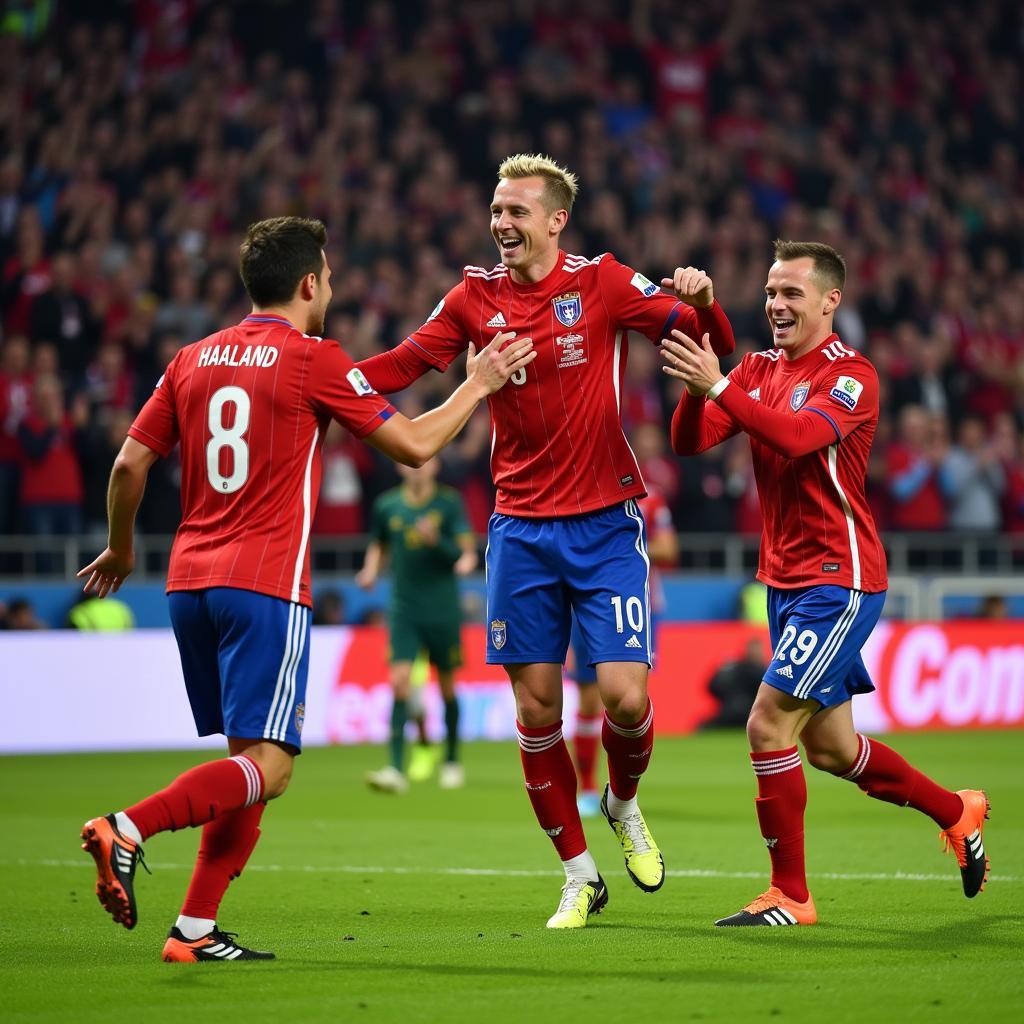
[1, 731, 1021, 1023]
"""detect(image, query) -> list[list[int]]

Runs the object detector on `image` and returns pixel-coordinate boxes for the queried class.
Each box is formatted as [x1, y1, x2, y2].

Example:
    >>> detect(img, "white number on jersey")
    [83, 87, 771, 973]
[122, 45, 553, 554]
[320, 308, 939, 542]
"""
[206, 385, 251, 493]
[610, 594, 644, 634]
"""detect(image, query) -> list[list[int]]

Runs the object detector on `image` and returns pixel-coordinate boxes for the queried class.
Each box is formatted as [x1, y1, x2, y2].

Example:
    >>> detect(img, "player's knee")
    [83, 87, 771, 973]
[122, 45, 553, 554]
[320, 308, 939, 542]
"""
[603, 689, 647, 725]
[261, 759, 293, 800]
[746, 706, 784, 751]
[803, 745, 848, 774]
[514, 690, 560, 728]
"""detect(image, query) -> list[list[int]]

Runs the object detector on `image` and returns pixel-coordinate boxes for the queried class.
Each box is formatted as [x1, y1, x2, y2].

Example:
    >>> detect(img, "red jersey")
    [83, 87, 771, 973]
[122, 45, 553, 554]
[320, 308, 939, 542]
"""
[129, 315, 395, 606]
[675, 335, 887, 592]
[388, 251, 734, 517]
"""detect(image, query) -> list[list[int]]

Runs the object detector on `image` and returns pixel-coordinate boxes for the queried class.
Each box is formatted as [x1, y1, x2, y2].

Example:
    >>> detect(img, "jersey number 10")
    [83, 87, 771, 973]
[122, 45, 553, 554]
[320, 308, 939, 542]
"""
[206, 386, 251, 493]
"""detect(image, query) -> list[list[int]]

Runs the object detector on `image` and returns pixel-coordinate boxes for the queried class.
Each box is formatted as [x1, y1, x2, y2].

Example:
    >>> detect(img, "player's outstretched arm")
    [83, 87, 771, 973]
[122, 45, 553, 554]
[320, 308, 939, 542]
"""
[357, 344, 436, 395]
[77, 436, 160, 597]
[365, 332, 534, 467]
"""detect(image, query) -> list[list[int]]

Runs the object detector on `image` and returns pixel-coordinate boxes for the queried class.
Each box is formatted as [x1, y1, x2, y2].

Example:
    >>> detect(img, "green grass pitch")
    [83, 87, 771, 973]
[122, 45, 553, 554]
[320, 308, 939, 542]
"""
[1, 731, 1021, 1023]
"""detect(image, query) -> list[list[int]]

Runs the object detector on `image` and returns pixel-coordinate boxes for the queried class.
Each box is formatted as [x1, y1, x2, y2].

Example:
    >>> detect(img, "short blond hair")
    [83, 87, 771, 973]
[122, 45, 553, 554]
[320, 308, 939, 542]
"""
[497, 153, 579, 214]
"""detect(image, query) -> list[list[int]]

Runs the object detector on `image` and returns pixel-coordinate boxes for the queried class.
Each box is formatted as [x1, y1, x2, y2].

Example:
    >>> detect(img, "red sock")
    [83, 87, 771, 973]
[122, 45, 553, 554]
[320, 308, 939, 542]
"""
[181, 801, 266, 920]
[840, 734, 963, 828]
[602, 699, 654, 801]
[573, 713, 602, 792]
[751, 747, 808, 903]
[125, 755, 264, 841]
[516, 721, 586, 860]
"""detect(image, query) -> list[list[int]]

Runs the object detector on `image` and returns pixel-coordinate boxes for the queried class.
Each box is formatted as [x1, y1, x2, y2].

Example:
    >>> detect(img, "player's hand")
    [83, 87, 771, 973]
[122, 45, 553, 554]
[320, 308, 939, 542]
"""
[660, 330, 725, 396]
[454, 551, 477, 577]
[466, 331, 536, 397]
[354, 567, 377, 590]
[661, 267, 714, 309]
[76, 547, 134, 598]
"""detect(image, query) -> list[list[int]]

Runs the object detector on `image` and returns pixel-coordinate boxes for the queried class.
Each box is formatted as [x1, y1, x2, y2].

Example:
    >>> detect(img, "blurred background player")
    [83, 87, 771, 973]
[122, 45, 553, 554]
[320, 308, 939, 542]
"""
[77, 216, 535, 962]
[664, 239, 990, 927]
[357, 457, 476, 792]
[357, 154, 735, 928]
[570, 483, 678, 818]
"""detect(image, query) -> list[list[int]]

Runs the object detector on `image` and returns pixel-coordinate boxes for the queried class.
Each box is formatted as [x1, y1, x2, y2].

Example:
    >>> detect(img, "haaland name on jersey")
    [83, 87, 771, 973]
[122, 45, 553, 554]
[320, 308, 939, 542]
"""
[197, 344, 280, 369]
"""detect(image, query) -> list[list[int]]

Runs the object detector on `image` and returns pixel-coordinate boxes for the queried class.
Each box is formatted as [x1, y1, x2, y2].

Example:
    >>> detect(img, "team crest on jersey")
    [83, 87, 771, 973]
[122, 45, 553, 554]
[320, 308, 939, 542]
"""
[490, 618, 507, 650]
[790, 381, 812, 411]
[552, 291, 582, 328]
[295, 703, 305, 735]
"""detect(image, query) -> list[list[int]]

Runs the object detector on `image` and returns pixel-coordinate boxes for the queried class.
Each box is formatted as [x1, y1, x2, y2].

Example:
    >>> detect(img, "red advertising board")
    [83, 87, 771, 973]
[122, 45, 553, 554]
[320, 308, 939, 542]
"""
[323, 621, 1024, 739]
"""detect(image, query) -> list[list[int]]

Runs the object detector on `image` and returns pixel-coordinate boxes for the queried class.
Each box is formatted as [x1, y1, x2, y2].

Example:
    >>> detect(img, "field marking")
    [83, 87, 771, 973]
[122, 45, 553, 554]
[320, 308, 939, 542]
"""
[15, 859, 1023, 884]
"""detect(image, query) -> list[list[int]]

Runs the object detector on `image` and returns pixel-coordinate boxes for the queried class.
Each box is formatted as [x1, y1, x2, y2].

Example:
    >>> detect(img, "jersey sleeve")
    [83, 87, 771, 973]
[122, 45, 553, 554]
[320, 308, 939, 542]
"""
[127, 357, 180, 457]
[670, 358, 749, 455]
[597, 256, 735, 356]
[802, 361, 879, 443]
[403, 282, 469, 371]
[596, 255, 683, 343]
[309, 340, 397, 439]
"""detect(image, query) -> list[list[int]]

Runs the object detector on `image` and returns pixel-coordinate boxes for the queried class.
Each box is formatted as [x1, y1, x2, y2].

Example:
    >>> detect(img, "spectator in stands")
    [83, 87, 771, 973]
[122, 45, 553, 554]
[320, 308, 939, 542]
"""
[939, 415, 1006, 532]
[886, 405, 947, 531]
[313, 588, 346, 626]
[17, 373, 86, 569]
[701, 638, 768, 730]
[65, 591, 134, 631]
[973, 594, 1009, 620]
[0, 596, 45, 630]
[0, 335, 32, 537]
[29, 250, 98, 382]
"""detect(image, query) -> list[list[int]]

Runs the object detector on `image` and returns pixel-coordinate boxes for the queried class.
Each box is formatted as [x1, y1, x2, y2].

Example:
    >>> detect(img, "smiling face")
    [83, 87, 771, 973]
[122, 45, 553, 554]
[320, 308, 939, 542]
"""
[490, 176, 567, 283]
[763, 257, 841, 359]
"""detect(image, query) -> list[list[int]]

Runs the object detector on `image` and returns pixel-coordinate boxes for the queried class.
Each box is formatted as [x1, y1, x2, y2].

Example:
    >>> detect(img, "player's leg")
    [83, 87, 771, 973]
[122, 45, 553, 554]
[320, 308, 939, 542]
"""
[509, 661, 607, 928]
[487, 512, 604, 927]
[81, 590, 303, 936]
[567, 500, 663, 892]
[405, 650, 437, 782]
[569, 617, 602, 816]
[436, 666, 464, 788]
[366, 658, 413, 792]
[802, 690, 990, 897]
[158, 590, 309, 961]
[163, 735, 291, 961]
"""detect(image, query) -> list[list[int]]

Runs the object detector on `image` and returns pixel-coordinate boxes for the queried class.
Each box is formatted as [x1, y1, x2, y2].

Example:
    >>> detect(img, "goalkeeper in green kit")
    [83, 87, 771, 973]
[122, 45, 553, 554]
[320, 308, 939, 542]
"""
[357, 458, 477, 792]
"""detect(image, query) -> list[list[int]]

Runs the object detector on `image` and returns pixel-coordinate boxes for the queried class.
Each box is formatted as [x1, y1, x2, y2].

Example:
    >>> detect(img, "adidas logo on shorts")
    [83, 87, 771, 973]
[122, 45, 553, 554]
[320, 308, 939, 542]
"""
[625, 635, 643, 648]
[775, 664, 794, 679]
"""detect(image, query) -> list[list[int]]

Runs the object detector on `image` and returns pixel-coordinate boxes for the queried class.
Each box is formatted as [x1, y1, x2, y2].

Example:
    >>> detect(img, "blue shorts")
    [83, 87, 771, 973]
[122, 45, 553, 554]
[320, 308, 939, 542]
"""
[570, 616, 598, 685]
[168, 588, 311, 750]
[764, 585, 885, 708]
[485, 500, 652, 667]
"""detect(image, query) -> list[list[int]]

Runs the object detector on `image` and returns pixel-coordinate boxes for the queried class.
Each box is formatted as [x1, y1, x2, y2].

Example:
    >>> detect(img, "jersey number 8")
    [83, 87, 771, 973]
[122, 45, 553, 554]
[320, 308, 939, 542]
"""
[206, 385, 251, 493]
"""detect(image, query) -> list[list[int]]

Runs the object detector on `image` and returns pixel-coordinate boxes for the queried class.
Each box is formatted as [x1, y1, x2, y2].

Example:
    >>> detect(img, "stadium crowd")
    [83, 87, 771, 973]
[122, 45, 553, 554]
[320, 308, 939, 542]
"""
[1, 0, 1022, 545]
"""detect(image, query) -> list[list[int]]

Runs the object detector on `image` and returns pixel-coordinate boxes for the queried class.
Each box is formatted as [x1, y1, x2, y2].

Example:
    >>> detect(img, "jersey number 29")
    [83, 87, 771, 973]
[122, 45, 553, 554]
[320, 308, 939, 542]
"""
[206, 386, 250, 493]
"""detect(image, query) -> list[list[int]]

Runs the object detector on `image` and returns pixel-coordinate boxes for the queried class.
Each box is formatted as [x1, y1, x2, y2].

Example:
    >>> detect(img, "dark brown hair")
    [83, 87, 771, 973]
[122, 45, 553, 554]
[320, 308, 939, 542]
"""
[773, 239, 846, 292]
[239, 217, 327, 307]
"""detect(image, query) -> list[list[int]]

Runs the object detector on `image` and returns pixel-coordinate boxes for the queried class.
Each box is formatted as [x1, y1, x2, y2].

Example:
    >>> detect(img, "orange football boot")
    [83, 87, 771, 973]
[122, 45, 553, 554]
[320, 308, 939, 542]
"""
[81, 814, 147, 929]
[162, 926, 275, 962]
[715, 885, 817, 927]
[939, 789, 991, 898]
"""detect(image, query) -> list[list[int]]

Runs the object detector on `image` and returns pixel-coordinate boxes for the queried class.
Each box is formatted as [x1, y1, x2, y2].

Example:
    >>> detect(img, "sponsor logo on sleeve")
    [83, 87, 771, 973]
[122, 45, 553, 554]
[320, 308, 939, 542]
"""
[830, 375, 863, 410]
[790, 381, 811, 411]
[427, 298, 444, 322]
[346, 367, 376, 396]
[552, 291, 582, 327]
[629, 272, 660, 298]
